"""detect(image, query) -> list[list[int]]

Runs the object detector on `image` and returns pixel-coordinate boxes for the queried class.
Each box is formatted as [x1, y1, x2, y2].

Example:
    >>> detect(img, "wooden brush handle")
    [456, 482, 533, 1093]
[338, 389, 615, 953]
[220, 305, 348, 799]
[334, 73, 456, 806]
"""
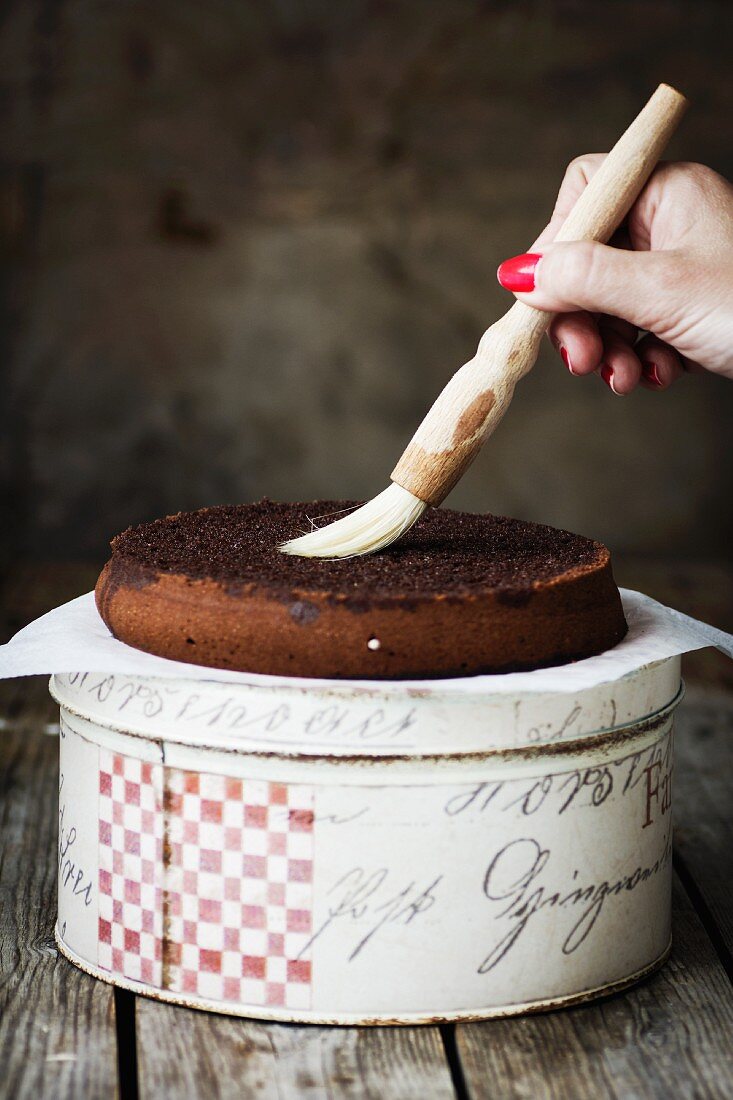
[391, 83, 688, 506]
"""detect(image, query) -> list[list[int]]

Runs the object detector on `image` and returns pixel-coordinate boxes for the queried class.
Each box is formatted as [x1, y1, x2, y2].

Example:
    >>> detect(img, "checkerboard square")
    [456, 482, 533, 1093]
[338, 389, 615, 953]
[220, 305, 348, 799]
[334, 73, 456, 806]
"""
[287, 908, 311, 933]
[98, 750, 163, 985]
[268, 882, 285, 906]
[124, 780, 140, 805]
[241, 928, 268, 957]
[289, 808, 314, 831]
[270, 785, 288, 805]
[199, 898, 222, 923]
[242, 904, 266, 928]
[245, 805, 268, 828]
[200, 949, 221, 973]
[201, 799, 222, 823]
[98, 753, 315, 1010]
[182, 969, 198, 993]
[268, 933, 285, 955]
[243, 854, 267, 878]
[223, 976, 240, 1000]
[224, 926, 239, 951]
[266, 982, 285, 1006]
[225, 778, 243, 800]
[243, 955, 266, 979]
[200, 849, 222, 873]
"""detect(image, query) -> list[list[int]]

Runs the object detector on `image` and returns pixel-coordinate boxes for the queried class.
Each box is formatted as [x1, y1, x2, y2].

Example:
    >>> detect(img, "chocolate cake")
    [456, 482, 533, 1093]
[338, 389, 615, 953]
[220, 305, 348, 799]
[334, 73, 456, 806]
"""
[95, 500, 627, 679]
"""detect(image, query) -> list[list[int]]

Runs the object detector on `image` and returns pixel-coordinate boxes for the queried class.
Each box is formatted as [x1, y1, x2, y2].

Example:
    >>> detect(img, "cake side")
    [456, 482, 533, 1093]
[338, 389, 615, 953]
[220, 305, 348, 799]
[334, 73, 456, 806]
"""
[95, 501, 627, 679]
[96, 556, 626, 678]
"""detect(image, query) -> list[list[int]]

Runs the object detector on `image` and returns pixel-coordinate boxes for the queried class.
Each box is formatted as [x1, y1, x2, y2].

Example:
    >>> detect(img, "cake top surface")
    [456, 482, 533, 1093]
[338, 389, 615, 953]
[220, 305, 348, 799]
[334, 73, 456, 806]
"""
[108, 500, 607, 601]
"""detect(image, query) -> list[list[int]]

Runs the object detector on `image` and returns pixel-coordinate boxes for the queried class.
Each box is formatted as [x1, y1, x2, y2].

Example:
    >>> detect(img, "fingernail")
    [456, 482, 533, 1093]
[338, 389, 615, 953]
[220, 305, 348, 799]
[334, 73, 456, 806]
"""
[560, 346, 579, 376]
[600, 363, 622, 396]
[642, 360, 664, 388]
[497, 252, 542, 292]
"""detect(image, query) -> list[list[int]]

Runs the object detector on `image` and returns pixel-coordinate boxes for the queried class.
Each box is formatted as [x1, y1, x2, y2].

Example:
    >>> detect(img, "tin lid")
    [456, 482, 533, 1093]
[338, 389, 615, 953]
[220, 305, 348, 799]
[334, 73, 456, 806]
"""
[50, 654, 681, 757]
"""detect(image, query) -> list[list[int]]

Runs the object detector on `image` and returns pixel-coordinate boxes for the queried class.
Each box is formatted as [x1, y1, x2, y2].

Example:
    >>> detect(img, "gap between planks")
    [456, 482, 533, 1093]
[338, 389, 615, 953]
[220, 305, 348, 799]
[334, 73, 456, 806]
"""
[673, 686, 733, 968]
[0, 681, 119, 1100]
[133, 997, 457, 1099]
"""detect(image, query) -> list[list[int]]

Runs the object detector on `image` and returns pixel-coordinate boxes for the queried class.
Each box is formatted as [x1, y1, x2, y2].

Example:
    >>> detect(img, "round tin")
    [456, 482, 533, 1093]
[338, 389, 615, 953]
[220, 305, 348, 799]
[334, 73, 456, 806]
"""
[52, 656, 680, 1024]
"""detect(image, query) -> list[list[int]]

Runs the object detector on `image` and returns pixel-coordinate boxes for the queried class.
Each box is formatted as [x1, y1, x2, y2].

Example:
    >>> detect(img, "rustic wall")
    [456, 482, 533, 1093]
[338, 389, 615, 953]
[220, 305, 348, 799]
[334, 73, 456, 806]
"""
[2, 0, 732, 563]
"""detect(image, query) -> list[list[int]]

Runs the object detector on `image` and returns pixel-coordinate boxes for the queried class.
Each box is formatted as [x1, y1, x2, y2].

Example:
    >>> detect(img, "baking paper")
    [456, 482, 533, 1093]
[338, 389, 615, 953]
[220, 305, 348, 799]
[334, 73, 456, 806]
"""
[0, 589, 730, 696]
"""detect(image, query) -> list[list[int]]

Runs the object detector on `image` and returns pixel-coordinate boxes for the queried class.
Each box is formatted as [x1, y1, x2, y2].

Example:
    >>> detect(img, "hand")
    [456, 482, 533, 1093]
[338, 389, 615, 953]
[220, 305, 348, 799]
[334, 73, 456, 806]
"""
[496, 160, 733, 393]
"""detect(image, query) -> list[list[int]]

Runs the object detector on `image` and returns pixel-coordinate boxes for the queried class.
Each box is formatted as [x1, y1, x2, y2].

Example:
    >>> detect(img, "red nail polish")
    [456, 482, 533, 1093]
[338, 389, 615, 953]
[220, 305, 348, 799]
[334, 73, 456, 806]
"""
[497, 253, 542, 292]
[643, 361, 663, 388]
[600, 363, 621, 395]
[560, 346, 578, 375]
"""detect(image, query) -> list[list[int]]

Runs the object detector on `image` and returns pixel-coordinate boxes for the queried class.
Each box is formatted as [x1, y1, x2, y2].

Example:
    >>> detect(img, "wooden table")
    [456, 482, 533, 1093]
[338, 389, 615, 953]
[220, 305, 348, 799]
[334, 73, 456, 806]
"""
[1, 566, 732, 1099]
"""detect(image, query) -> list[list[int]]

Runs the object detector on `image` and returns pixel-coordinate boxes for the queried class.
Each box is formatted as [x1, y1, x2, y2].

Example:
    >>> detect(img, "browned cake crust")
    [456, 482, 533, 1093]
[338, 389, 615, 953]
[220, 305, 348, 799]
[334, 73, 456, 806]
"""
[95, 501, 627, 679]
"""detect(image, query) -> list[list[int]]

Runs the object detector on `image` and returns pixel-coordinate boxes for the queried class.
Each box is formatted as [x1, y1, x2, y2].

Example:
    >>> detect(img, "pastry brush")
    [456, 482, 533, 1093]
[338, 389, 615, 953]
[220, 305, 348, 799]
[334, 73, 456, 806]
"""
[281, 83, 687, 559]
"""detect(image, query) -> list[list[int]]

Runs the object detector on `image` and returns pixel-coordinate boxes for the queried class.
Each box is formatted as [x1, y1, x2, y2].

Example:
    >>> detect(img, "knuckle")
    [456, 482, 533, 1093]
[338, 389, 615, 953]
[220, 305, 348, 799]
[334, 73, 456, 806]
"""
[555, 240, 601, 293]
[679, 161, 721, 186]
[658, 161, 726, 198]
[563, 153, 605, 186]
[567, 153, 605, 173]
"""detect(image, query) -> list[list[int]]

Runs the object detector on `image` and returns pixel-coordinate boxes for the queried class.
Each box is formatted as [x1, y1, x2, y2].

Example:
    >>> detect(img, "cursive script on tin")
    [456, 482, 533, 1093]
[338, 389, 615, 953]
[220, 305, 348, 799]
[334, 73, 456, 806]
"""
[478, 829, 672, 974]
[297, 867, 443, 962]
[59, 672, 418, 748]
[443, 734, 672, 821]
[57, 672, 621, 750]
[58, 774, 94, 910]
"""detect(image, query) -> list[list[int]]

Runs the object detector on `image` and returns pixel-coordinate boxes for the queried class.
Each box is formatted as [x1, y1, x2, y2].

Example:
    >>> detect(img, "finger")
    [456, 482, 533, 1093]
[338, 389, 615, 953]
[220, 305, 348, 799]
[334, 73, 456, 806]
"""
[598, 328, 642, 396]
[635, 333, 685, 390]
[531, 153, 608, 249]
[497, 240, 680, 334]
[548, 312, 603, 374]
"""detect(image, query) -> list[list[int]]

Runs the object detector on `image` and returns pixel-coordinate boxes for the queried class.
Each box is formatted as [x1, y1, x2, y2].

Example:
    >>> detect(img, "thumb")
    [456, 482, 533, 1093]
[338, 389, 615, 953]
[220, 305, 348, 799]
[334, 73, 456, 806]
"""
[497, 243, 680, 333]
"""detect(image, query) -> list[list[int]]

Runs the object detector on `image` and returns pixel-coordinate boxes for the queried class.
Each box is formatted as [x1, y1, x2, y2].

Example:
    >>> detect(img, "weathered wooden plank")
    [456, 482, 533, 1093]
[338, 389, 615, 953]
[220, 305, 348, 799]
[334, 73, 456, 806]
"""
[0, 681, 119, 1100]
[673, 687, 733, 959]
[135, 998, 456, 1100]
[454, 872, 733, 1099]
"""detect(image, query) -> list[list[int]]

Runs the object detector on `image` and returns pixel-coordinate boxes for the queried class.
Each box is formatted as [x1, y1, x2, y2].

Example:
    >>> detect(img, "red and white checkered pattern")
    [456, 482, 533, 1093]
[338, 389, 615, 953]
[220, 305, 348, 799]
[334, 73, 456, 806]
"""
[97, 752, 315, 1010]
[98, 750, 163, 985]
[164, 771, 315, 1008]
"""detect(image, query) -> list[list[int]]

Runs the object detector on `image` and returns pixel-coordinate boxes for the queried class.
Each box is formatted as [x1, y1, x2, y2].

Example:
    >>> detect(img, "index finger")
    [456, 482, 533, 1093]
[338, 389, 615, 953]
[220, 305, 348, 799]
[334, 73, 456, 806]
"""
[531, 153, 608, 250]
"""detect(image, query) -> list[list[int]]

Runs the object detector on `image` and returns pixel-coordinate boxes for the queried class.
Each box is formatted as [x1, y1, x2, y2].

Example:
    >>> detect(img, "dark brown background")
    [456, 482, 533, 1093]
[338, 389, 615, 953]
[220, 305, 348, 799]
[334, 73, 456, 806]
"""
[2, 0, 732, 573]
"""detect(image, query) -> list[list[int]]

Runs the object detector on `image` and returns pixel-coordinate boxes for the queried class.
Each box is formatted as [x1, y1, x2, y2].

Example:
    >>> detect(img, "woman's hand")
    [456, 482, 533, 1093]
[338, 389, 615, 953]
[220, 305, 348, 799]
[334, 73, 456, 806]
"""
[496, 160, 733, 393]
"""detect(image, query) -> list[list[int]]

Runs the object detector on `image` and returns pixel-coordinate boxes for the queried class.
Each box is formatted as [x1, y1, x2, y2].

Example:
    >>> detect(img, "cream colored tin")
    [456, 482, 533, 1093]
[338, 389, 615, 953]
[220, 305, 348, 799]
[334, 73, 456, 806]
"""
[52, 657, 680, 1024]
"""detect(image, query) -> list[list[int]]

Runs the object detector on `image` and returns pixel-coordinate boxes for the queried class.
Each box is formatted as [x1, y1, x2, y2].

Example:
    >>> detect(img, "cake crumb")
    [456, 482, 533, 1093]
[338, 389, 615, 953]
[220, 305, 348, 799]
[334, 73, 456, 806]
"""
[111, 499, 604, 600]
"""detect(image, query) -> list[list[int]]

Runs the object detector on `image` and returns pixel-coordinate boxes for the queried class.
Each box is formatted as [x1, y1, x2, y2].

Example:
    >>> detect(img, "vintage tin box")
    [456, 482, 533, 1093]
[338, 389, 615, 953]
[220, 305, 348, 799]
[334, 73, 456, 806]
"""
[51, 653, 680, 1024]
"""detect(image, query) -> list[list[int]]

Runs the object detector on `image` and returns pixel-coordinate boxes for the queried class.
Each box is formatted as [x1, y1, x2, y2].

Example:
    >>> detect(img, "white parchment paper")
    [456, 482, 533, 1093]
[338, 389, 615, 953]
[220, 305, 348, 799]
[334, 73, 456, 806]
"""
[0, 589, 730, 696]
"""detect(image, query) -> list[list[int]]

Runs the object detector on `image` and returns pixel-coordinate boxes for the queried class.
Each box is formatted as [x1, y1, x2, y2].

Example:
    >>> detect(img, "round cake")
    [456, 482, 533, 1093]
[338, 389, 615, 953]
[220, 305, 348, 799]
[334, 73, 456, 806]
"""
[95, 500, 627, 679]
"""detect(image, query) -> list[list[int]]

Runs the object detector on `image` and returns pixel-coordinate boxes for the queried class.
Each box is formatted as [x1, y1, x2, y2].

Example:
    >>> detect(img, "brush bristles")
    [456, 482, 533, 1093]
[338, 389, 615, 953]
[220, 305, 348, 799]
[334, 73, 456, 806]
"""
[280, 483, 428, 558]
